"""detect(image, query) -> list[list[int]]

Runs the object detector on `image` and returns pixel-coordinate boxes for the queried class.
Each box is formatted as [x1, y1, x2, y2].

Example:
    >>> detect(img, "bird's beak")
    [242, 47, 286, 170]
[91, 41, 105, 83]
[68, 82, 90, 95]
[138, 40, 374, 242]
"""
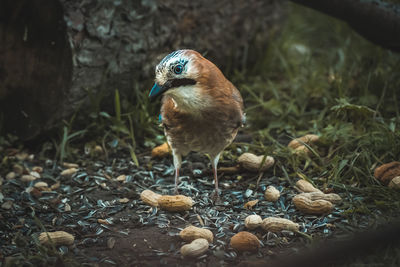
[149, 83, 167, 101]
[149, 79, 196, 101]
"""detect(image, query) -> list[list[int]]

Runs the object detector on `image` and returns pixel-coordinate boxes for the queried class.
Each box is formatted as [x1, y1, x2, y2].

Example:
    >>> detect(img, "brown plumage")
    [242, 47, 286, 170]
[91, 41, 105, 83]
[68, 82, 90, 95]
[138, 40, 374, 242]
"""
[149, 50, 245, 198]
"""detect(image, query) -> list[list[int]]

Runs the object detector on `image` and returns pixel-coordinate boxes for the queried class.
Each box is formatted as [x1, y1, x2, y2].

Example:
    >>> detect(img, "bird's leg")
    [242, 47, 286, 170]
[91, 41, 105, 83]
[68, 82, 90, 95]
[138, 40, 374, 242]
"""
[174, 168, 180, 195]
[210, 153, 221, 201]
[172, 151, 182, 195]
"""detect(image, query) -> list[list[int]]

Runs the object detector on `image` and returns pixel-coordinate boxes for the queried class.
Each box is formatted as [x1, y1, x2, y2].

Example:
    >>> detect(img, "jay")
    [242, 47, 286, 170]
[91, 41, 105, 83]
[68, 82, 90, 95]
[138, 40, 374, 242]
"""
[149, 50, 245, 199]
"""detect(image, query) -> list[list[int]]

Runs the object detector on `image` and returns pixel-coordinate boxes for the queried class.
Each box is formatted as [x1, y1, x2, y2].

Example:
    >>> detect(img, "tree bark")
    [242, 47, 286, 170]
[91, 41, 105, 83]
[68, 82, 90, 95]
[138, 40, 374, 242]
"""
[290, 0, 400, 52]
[0, 0, 285, 140]
[0, 0, 72, 140]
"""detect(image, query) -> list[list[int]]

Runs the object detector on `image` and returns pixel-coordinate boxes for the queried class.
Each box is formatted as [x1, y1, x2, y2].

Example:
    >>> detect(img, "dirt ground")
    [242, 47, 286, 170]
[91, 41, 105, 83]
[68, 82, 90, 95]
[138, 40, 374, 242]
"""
[1, 147, 398, 267]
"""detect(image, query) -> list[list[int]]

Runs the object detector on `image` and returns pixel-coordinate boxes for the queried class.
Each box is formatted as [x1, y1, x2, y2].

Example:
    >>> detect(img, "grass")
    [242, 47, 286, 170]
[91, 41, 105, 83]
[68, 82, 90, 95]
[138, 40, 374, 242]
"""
[226, 3, 400, 234]
[231, 3, 400, 193]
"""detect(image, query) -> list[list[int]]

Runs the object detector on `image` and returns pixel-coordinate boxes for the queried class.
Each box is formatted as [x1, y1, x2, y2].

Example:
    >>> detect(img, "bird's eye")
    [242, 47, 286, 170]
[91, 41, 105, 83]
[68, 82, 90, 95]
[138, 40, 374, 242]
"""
[173, 64, 184, 74]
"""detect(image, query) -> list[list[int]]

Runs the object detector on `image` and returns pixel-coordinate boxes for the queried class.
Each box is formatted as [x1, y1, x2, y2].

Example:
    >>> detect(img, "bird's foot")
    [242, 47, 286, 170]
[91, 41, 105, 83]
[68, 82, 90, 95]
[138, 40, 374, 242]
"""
[210, 189, 221, 203]
[173, 188, 179, 195]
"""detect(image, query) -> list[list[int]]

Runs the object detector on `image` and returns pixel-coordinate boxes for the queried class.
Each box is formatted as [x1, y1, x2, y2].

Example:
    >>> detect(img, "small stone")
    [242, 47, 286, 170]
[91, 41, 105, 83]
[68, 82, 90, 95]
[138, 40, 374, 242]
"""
[6, 172, 16, 180]
[28, 154, 35, 161]
[94, 145, 103, 155]
[62, 162, 79, 169]
[28, 187, 42, 198]
[60, 168, 78, 177]
[116, 175, 126, 182]
[119, 198, 129, 203]
[15, 152, 29, 161]
[32, 166, 43, 173]
[34, 182, 49, 189]
[13, 164, 24, 175]
[64, 203, 71, 212]
[107, 237, 116, 249]
[30, 171, 41, 179]
[244, 189, 253, 198]
[51, 181, 61, 190]
[98, 218, 111, 225]
[21, 175, 37, 182]
[1, 200, 13, 210]
[103, 173, 112, 180]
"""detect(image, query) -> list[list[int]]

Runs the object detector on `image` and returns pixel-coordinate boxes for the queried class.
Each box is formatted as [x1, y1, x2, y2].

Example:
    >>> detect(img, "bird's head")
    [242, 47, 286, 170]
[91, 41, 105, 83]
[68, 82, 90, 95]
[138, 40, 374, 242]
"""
[149, 49, 202, 101]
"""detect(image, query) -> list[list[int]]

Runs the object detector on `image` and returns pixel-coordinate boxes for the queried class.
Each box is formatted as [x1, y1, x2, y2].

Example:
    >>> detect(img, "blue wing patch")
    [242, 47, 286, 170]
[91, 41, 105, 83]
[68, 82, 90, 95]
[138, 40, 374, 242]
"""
[158, 114, 162, 122]
[242, 113, 247, 126]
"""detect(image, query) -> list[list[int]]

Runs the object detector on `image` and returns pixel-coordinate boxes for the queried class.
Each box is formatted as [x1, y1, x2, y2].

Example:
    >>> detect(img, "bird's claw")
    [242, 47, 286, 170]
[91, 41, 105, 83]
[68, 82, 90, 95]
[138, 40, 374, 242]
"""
[210, 189, 221, 203]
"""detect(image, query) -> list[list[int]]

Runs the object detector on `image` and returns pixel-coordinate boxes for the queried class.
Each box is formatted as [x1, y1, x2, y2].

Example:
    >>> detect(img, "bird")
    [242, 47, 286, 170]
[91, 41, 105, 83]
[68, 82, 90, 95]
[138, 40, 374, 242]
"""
[149, 49, 245, 199]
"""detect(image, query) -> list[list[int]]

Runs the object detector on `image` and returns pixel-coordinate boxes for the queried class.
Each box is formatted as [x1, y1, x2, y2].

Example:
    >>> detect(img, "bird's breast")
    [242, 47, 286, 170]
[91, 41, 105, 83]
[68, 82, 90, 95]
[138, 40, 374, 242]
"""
[161, 96, 240, 157]
[163, 84, 213, 114]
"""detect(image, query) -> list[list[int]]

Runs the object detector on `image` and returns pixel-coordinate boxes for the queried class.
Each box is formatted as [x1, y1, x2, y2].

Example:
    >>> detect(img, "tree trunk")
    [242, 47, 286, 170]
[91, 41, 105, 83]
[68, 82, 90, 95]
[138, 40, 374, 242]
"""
[0, 0, 72, 140]
[0, 0, 285, 140]
[290, 0, 400, 52]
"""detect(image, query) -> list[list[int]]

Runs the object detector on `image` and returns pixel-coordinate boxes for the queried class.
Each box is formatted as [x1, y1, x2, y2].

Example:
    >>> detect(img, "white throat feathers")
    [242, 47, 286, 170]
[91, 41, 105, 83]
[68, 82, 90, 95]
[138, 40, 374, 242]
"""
[164, 84, 212, 113]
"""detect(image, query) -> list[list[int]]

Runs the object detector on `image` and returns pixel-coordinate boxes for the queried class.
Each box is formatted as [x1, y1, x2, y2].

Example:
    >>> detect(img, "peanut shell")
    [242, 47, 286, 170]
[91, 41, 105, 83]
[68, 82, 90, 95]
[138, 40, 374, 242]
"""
[298, 192, 342, 204]
[295, 179, 322, 193]
[39, 231, 74, 246]
[288, 134, 319, 149]
[238, 153, 274, 172]
[158, 195, 193, 211]
[261, 217, 299, 232]
[244, 215, 262, 230]
[374, 162, 400, 185]
[230, 231, 260, 252]
[179, 226, 213, 243]
[151, 143, 171, 158]
[180, 238, 209, 258]
[140, 190, 161, 207]
[293, 145, 312, 156]
[264, 186, 280, 202]
[293, 194, 333, 215]
[388, 176, 400, 189]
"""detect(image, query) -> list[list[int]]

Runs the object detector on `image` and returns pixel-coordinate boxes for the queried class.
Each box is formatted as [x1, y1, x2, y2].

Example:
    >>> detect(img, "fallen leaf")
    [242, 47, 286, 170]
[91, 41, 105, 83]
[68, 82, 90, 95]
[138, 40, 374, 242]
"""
[243, 199, 259, 210]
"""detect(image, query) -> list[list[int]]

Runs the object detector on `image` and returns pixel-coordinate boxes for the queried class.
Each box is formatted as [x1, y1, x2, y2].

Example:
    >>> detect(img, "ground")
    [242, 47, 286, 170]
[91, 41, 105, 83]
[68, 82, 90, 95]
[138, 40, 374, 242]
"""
[1, 142, 399, 267]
